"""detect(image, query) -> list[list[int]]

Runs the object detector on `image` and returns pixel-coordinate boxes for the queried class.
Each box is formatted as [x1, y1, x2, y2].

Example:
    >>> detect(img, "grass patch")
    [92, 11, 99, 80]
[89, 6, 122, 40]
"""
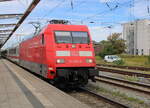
[124, 75, 140, 82]
[113, 59, 125, 66]
[91, 85, 144, 104]
[145, 56, 150, 65]
[95, 55, 150, 68]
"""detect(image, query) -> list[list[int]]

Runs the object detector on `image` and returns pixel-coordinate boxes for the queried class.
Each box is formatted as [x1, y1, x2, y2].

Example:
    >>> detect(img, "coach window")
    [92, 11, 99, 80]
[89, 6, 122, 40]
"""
[42, 34, 44, 44]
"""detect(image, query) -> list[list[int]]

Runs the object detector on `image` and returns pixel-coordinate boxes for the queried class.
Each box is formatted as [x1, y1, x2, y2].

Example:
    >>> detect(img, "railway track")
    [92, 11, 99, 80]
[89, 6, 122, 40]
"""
[96, 75, 150, 94]
[97, 64, 150, 71]
[79, 87, 129, 108]
[96, 66, 150, 78]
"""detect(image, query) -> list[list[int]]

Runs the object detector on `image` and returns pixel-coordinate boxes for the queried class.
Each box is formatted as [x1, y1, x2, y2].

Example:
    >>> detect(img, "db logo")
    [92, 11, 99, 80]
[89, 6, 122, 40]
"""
[71, 51, 79, 56]
[68, 60, 82, 63]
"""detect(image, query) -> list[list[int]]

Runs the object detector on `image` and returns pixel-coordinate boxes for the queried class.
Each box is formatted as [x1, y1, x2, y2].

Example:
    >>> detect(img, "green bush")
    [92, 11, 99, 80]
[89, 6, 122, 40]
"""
[144, 56, 150, 65]
[113, 59, 125, 65]
[119, 54, 135, 58]
[99, 47, 116, 58]
[148, 56, 150, 64]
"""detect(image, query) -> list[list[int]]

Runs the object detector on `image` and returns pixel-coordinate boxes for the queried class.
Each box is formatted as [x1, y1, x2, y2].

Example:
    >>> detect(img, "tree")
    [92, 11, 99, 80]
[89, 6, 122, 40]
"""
[99, 33, 126, 58]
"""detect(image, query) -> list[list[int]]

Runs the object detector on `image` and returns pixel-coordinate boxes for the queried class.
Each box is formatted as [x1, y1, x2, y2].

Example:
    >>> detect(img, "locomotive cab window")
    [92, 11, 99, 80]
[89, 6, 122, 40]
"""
[72, 32, 89, 44]
[55, 31, 72, 43]
[54, 31, 90, 44]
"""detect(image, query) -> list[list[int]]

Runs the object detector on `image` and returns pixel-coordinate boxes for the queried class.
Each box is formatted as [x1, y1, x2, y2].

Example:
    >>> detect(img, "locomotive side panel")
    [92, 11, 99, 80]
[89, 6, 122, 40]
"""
[44, 28, 56, 79]
[6, 24, 98, 87]
[7, 46, 19, 63]
[19, 33, 48, 77]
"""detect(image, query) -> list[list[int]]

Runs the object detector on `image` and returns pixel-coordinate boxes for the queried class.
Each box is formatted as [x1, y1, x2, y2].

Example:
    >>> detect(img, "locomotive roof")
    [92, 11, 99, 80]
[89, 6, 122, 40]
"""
[45, 24, 89, 31]
[17, 24, 89, 44]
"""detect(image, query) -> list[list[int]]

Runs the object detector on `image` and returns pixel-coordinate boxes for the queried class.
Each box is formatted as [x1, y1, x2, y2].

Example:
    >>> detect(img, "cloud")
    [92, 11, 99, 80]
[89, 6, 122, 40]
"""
[0, 0, 32, 14]
[89, 25, 122, 42]
[89, 26, 108, 42]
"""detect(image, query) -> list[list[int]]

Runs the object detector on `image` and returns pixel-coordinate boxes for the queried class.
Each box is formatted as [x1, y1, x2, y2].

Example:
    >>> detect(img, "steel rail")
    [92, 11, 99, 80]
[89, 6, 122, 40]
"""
[97, 64, 150, 71]
[80, 87, 129, 108]
[97, 66, 150, 78]
[96, 76, 150, 94]
[98, 75, 150, 89]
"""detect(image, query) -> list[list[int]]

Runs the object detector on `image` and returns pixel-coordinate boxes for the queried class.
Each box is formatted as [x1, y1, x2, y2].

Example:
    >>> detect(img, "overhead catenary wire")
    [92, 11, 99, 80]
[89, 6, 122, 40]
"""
[70, 0, 73, 10]
[60, 0, 88, 19]
[105, 2, 118, 11]
[147, 0, 150, 14]
[65, 0, 88, 12]
[129, 0, 135, 21]
[38, 0, 91, 25]
[81, 0, 142, 29]
[80, 0, 141, 24]
[9, 0, 146, 41]
[132, 0, 135, 20]
[37, 0, 141, 26]
[24, 0, 67, 31]
[40, 0, 66, 21]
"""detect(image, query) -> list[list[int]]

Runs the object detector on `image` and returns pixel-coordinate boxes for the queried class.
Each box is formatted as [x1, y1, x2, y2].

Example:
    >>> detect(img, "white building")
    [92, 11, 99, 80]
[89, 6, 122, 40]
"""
[123, 19, 150, 55]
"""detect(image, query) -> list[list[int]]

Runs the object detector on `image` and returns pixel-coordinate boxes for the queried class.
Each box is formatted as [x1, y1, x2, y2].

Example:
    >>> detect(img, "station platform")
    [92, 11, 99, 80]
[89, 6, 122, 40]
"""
[0, 59, 89, 108]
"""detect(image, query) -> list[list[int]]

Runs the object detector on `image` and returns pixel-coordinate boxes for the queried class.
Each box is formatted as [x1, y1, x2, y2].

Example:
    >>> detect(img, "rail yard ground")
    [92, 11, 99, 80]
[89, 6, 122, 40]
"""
[66, 61, 150, 108]
[94, 55, 150, 108]
[0, 58, 150, 108]
[0, 59, 89, 108]
[87, 80, 150, 108]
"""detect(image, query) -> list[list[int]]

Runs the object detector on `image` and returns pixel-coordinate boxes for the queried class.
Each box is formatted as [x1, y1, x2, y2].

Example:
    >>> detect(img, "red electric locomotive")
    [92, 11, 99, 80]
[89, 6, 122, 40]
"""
[6, 20, 98, 87]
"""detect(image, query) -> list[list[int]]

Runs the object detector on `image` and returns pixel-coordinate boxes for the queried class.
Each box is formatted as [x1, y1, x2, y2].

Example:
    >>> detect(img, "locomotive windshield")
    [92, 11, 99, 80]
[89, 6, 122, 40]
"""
[55, 31, 72, 43]
[55, 31, 89, 44]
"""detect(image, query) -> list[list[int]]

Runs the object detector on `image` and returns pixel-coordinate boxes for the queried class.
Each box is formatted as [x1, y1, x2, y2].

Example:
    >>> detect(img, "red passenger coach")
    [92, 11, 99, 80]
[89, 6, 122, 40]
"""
[8, 21, 98, 87]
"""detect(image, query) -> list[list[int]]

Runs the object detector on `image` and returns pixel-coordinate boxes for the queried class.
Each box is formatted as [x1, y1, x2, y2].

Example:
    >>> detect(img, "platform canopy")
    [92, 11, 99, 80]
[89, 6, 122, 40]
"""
[0, 14, 23, 19]
[0, 0, 14, 2]
[0, 24, 16, 28]
[0, 0, 40, 48]
[0, 30, 13, 33]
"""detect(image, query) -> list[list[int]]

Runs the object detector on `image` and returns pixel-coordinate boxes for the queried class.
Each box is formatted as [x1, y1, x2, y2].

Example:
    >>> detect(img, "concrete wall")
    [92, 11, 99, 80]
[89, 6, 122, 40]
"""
[123, 19, 150, 55]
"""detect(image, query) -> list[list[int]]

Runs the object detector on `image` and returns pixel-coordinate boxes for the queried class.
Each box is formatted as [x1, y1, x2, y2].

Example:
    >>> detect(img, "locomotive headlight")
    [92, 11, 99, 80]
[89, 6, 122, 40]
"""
[56, 59, 65, 63]
[86, 59, 93, 63]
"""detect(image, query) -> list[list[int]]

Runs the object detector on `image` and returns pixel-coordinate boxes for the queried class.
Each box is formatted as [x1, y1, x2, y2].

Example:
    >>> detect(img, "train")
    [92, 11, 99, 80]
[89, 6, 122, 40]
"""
[1, 20, 98, 88]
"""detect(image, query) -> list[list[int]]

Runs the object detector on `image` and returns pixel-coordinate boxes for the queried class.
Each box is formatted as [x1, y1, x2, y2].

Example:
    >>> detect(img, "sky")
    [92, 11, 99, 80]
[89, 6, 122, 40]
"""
[0, 0, 150, 49]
